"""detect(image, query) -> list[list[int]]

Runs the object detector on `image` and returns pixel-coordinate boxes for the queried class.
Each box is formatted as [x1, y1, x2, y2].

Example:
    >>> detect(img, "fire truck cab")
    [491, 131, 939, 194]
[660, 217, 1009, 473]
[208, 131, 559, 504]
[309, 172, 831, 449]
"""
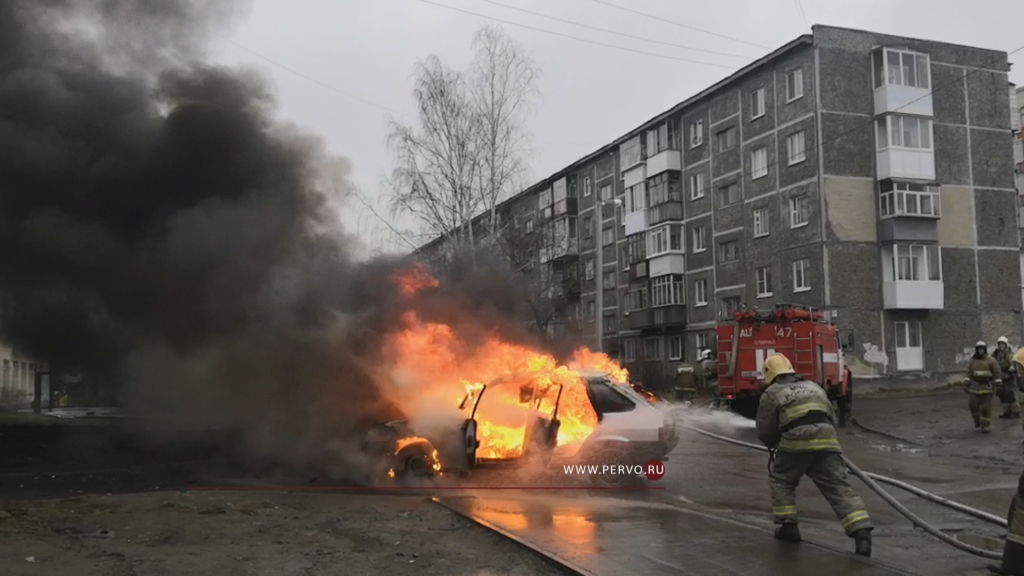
[714, 303, 853, 422]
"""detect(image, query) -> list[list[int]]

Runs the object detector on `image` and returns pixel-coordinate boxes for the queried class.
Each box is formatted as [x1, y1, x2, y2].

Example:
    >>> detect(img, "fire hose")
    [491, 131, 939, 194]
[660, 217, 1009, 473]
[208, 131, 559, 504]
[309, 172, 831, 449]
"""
[683, 424, 1005, 561]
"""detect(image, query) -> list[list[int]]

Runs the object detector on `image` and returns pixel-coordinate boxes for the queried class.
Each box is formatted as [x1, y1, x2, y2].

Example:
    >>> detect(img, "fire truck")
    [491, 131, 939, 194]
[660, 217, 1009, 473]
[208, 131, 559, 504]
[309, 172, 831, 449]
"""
[714, 303, 853, 422]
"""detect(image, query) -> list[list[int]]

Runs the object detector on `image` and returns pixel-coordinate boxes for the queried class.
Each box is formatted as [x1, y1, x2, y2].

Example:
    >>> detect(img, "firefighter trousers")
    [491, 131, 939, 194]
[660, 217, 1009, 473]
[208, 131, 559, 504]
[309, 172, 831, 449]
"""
[769, 450, 873, 537]
[969, 392, 994, 429]
[999, 382, 1021, 417]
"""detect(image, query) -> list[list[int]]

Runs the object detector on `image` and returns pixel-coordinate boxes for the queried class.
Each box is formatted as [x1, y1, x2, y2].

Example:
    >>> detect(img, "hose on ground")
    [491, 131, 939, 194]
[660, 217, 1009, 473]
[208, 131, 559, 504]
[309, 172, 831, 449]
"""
[683, 424, 1004, 561]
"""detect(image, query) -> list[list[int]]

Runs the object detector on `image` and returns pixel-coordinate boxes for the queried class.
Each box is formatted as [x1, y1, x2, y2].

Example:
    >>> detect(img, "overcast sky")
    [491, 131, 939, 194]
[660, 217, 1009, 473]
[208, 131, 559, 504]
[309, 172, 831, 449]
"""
[209, 0, 1024, 255]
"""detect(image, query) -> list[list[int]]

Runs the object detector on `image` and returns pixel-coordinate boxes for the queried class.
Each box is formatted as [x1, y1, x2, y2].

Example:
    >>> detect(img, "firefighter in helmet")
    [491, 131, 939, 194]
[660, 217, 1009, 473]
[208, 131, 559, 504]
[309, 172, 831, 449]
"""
[994, 336, 1021, 419]
[989, 469, 1024, 576]
[673, 362, 697, 404]
[755, 353, 873, 557]
[966, 340, 1002, 433]
[697, 348, 720, 407]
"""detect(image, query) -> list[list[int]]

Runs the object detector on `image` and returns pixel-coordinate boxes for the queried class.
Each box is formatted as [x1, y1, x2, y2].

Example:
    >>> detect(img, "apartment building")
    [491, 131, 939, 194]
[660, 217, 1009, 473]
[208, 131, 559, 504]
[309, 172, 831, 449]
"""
[419, 25, 1019, 389]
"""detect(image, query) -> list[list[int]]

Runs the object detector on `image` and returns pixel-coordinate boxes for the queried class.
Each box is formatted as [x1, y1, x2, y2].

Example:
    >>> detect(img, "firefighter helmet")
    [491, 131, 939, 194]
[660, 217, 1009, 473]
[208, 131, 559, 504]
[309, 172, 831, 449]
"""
[698, 349, 712, 361]
[998, 336, 1010, 345]
[763, 353, 796, 386]
[976, 340, 987, 348]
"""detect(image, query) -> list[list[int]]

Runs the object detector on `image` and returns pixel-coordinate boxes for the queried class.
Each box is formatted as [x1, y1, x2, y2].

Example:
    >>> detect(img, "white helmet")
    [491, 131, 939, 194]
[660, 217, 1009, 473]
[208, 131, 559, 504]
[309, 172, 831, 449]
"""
[998, 336, 1010, 345]
[976, 340, 987, 348]
[698, 348, 712, 361]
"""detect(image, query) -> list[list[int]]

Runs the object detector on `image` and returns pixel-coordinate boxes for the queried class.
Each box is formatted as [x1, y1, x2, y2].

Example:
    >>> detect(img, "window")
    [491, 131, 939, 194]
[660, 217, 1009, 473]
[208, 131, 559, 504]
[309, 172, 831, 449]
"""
[720, 296, 740, 316]
[875, 115, 932, 150]
[538, 189, 552, 208]
[750, 88, 765, 119]
[648, 172, 682, 206]
[690, 120, 704, 148]
[753, 208, 769, 237]
[600, 184, 613, 201]
[644, 337, 663, 361]
[694, 279, 708, 306]
[586, 301, 596, 320]
[620, 135, 644, 168]
[887, 244, 942, 281]
[717, 127, 737, 152]
[668, 336, 683, 361]
[750, 147, 768, 179]
[647, 118, 681, 155]
[647, 223, 683, 257]
[651, 274, 685, 307]
[585, 259, 595, 280]
[894, 321, 924, 372]
[603, 270, 617, 289]
[626, 283, 649, 313]
[789, 195, 809, 228]
[526, 219, 534, 233]
[604, 314, 617, 333]
[627, 233, 646, 263]
[879, 181, 941, 218]
[695, 332, 709, 352]
[716, 182, 741, 208]
[786, 131, 806, 165]
[623, 339, 636, 362]
[624, 182, 647, 213]
[786, 68, 804, 102]
[587, 381, 636, 413]
[691, 225, 706, 253]
[718, 240, 739, 263]
[582, 215, 594, 237]
[756, 267, 773, 297]
[873, 49, 930, 90]
[583, 176, 592, 197]
[689, 172, 705, 200]
[792, 258, 810, 292]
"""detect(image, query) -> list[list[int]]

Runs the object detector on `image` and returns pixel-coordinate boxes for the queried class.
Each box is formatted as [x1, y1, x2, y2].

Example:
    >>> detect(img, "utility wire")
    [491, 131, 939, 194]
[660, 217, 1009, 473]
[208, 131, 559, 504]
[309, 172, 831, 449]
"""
[583, 0, 772, 50]
[793, 0, 808, 30]
[473, 0, 756, 60]
[416, 0, 737, 69]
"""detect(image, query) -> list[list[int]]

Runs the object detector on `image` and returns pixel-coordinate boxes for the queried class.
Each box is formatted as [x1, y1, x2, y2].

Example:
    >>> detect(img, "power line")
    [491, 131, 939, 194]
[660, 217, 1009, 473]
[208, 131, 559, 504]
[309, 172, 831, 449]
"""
[223, 38, 404, 116]
[583, 0, 772, 50]
[473, 0, 756, 60]
[415, 0, 738, 69]
[793, 0, 808, 30]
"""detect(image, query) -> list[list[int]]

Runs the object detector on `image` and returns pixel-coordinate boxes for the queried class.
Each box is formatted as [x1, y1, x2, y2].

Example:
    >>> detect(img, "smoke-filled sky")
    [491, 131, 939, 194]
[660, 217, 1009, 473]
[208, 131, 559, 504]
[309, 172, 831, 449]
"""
[207, 0, 1024, 253]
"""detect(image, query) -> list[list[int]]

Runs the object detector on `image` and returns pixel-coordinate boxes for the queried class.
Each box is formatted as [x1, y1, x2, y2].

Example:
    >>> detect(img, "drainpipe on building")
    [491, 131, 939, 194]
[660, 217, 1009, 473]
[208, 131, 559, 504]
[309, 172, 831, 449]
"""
[595, 198, 623, 352]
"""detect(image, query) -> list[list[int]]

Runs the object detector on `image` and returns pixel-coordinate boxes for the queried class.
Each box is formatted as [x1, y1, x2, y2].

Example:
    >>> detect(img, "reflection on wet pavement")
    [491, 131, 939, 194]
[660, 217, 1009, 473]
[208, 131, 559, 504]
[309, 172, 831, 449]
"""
[441, 494, 921, 575]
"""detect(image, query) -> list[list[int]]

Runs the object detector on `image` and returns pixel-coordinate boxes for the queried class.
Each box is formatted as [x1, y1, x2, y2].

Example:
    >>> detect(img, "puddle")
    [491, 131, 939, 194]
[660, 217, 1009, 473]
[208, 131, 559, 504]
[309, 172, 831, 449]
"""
[869, 444, 929, 456]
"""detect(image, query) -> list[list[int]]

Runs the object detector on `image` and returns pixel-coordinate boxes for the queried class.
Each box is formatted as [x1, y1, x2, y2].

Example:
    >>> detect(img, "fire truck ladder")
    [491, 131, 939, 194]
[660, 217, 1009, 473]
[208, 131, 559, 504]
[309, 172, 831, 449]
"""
[777, 303, 818, 368]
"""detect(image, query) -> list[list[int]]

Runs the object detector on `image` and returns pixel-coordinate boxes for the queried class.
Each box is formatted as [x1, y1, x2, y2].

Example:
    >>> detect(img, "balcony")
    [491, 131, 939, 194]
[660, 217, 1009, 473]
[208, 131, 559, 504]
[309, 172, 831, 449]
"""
[648, 202, 683, 226]
[877, 148, 935, 181]
[872, 48, 933, 117]
[648, 253, 684, 276]
[883, 280, 944, 309]
[553, 197, 578, 217]
[623, 163, 647, 189]
[874, 84, 933, 117]
[652, 305, 687, 327]
[647, 149, 681, 178]
[624, 209, 649, 236]
[629, 261, 648, 281]
[627, 308, 653, 330]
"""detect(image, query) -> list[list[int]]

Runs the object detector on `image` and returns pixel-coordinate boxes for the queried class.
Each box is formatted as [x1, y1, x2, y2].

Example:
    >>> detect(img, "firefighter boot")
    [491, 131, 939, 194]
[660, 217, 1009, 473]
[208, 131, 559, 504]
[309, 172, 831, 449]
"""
[853, 528, 872, 558]
[774, 522, 801, 542]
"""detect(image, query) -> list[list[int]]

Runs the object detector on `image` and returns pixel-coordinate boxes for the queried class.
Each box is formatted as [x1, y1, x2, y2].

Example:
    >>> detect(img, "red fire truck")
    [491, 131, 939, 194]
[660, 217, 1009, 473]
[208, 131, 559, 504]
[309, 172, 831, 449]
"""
[714, 303, 853, 422]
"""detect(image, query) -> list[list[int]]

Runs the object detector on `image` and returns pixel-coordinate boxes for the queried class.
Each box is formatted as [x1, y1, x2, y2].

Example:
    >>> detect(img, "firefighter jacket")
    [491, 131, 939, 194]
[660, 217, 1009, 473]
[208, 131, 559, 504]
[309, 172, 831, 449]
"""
[966, 354, 1002, 394]
[674, 364, 696, 392]
[755, 378, 840, 453]
[701, 358, 718, 382]
[995, 348, 1013, 374]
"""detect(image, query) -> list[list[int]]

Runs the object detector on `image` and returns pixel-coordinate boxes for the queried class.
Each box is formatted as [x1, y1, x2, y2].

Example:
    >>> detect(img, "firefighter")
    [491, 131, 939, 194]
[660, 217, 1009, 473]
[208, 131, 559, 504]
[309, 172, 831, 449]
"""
[755, 353, 874, 557]
[697, 349, 720, 407]
[966, 340, 1002, 433]
[995, 336, 1021, 419]
[988, 469, 1024, 576]
[674, 362, 697, 404]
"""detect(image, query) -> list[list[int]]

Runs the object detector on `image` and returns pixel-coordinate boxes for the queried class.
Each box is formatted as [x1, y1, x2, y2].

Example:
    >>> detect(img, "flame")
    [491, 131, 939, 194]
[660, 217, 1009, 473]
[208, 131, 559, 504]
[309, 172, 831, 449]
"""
[392, 263, 439, 296]
[382, 268, 631, 462]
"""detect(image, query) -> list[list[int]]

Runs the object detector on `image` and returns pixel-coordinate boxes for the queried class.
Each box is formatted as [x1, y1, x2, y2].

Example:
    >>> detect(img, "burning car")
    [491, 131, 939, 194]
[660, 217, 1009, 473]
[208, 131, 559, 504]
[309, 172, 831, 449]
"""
[363, 369, 680, 486]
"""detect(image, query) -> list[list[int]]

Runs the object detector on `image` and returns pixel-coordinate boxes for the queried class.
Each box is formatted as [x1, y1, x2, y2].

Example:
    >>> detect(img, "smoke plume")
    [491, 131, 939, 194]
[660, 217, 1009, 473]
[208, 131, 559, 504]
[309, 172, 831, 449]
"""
[0, 0, 541, 473]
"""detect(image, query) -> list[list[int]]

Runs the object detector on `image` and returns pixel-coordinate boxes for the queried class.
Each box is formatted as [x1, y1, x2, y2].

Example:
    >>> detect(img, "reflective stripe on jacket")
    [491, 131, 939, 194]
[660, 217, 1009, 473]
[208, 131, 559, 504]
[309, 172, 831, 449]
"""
[755, 378, 840, 453]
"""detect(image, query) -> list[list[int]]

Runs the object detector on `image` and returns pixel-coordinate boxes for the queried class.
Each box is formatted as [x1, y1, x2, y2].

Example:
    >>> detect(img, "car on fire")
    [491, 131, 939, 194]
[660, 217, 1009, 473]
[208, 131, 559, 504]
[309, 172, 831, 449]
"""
[361, 371, 680, 487]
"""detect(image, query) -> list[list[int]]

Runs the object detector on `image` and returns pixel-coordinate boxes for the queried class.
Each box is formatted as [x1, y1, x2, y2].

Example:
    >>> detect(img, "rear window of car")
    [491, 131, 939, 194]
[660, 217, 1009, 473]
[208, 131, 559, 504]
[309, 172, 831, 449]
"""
[586, 380, 637, 414]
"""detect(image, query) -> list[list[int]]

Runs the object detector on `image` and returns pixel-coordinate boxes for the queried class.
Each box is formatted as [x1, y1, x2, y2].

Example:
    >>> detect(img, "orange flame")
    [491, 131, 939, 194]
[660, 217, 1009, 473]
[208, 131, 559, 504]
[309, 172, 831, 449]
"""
[392, 263, 439, 296]
[383, 309, 629, 461]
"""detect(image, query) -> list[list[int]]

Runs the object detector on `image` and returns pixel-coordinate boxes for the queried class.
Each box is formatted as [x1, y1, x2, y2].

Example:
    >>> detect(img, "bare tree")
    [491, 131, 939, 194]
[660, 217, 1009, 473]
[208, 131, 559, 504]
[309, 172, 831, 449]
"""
[387, 26, 540, 258]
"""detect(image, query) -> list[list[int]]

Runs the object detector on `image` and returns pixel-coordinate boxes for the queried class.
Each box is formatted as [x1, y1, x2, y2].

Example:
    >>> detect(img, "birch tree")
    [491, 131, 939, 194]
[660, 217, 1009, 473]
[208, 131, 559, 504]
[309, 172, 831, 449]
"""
[387, 25, 540, 255]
